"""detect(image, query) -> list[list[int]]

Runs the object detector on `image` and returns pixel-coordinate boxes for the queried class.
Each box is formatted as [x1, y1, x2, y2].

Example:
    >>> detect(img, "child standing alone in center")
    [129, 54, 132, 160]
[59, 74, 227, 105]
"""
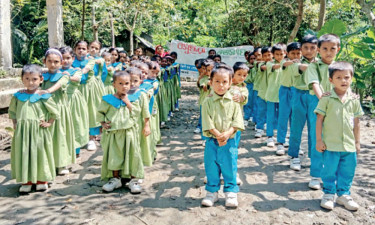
[201, 64, 245, 208]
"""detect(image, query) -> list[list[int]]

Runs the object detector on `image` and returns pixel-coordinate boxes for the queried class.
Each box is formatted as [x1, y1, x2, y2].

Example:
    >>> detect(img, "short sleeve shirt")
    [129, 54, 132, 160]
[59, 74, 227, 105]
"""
[314, 89, 364, 152]
[198, 76, 210, 105]
[305, 59, 332, 95]
[256, 62, 268, 100]
[265, 60, 283, 102]
[292, 57, 317, 90]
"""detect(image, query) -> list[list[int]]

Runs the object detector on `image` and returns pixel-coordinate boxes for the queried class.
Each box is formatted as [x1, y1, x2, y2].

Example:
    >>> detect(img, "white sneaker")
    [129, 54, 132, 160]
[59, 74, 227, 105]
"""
[87, 140, 97, 151]
[244, 120, 249, 127]
[170, 112, 174, 117]
[336, 195, 359, 211]
[286, 132, 290, 139]
[299, 150, 304, 155]
[203, 176, 207, 184]
[267, 137, 275, 147]
[284, 139, 289, 147]
[201, 192, 219, 207]
[320, 194, 335, 210]
[36, 183, 48, 191]
[128, 179, 142, 194]
[137, 179, 143, 184]
[276, 145, 285, 155]
[236, 173, 243, 185]
[290, 157, 301, 171]
[57, 167, 69, 175]
[225, 192, 238, 208]
[175, 108, 179, 112]
[308, 177, 321, 190]
[194, 127, 201, 134]
[202, 140, 206, 147]
[19, 184, 32, 193]
[160, 121, 166, 128]
[167, 116, 171, 121]
[102, 177, 122, 192]
[254, 129, 264, 138]
[249, 117, 253, 122]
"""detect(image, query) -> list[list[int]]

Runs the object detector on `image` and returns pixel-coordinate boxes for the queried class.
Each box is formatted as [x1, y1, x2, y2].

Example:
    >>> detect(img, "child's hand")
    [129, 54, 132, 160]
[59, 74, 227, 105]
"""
[299, 64, 308, 71]
[232, 94, 241, 103]
[62, 71, 70, 76]
[101, 121, 111, 130]
[356, 143, 360, 154]
[107, 67, 113, 72]
[217, 131, 231, 143]
[292, 59, 301, 63]
[143, 124, 151, 137]
[40, 120, 52, 128]
[272, 64, 281, 70]
[283, 61, 294, 67]
[82, 67, 90, 74]
[316, 140, 326, 152]
[218, 139, 227, 147]
[95, 59, 102, 64]
[70, 75, 80, 82]
[36, 90, 49, 95]
[121, 95, 132, 112]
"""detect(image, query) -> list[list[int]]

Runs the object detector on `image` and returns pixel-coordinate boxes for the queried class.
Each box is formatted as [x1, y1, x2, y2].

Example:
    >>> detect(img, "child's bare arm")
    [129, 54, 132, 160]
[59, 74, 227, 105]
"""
[12, 119, 17, 130]
[316, 114, 326, 152]
[142, 118, 151, 136]
[260, 65, 267, 71]
[209, 128, 221, 138]
[40, 118, 55, 128]
[217, 127, 236, 143]
[312, 83, 323, 99]
[299, 64, 308, 71]
[354, 117, 360, 154]
[283, 61, 294, 67]
[100, 121, 111, 129]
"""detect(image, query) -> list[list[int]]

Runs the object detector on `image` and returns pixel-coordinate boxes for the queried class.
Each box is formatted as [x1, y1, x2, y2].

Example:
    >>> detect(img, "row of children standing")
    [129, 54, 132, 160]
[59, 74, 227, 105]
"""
[9, 41, 181, 194]
[197, 34, 363, 211]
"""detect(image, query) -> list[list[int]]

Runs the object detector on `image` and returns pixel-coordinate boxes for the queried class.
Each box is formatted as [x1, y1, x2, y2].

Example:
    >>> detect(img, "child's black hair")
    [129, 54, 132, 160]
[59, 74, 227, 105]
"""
[207, 55, 215, 60]
[119, 50, 128, 55]
[233, 62, 250, 73]
[89, 40, 102, 49]
[45, 48, 62, 61]
[286, 42, 301, 52]
[195, 58, 205, 69]
[146, 61, 159, 70]
[170, 51, 178, 58]
[261, 47, 272, 54]
[135, 62, 149, 71]
[328, 61, 354, 79]
[210, 63, 234, 80]
[208, 49, 216, 55]
[244, 51, 250, 57]
[22, 64, 42, 77]
[74, 40, 88, 49]
[151, 55, 161, 62]
[59, 46, 74, 56]
[125, 67, 142, 78]
[202, 58, 215, 68]
[253, 47, 262, 53]
[272, 44, 286, 54]
[318, 34, 340, 48]
[113, 70, 130, 82]
[109, 47, 120, 62]
[213, 55, 222, 60]
[301, 35, 318, 46]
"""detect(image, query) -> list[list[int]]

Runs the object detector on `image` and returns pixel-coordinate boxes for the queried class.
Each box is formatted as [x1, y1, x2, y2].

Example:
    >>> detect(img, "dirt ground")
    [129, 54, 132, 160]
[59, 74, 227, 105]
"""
[0, 82, 375, 225]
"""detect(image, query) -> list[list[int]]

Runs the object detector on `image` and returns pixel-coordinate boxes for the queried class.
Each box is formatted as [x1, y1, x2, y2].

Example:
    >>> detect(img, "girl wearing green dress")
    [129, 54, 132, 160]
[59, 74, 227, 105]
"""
[41, 49, 76, 175]
[59, 46, 89, 158]
[98, 71, 144, 194]
[102, 51, 121, 95]
[9, 64, 59, 193]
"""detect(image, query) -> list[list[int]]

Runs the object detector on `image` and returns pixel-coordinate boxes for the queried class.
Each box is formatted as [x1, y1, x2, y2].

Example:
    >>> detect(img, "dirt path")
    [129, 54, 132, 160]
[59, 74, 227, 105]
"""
[0, 82, 375, 225]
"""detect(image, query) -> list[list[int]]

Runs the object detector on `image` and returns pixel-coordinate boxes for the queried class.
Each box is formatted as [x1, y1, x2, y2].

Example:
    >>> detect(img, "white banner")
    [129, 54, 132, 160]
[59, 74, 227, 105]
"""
[169, 40, 253, 78]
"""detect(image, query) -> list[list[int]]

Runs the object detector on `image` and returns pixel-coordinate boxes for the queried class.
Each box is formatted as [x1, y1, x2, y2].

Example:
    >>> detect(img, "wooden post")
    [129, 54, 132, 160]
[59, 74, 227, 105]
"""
[0, 0, 13, 68]
[46, 0, 64, 47]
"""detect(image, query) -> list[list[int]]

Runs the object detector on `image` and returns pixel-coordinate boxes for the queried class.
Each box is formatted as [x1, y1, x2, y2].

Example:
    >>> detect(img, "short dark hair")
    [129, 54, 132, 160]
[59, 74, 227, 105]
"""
[210, 63, 233, 80]
[261, 47, 272, 54]
[22, 64, 42, 77]
[253, 47, 262, 53]
[202, 58, 215, 67]
[287, 42, 301, 52]
[113, 70, 130, 82]
[119, 50, 128, 55]
[208, 49, 216, 54]
[233, 62, 250, 73]
[301, 35, 318, 46]
[318, 34, 340, 48]
[213, 55, 222, 60]
[271, 44, 286, 54]
[125, 67, 142, 78]
[170, 51, 178, 58]
[328, 61, 354, 79]
[195, 58, 205, 69]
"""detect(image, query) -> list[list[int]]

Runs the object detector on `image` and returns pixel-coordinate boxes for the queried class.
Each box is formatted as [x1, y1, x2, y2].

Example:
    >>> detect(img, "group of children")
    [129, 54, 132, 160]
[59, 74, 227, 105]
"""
[197, 34, 363, 211]
[9, 41, 181, 194]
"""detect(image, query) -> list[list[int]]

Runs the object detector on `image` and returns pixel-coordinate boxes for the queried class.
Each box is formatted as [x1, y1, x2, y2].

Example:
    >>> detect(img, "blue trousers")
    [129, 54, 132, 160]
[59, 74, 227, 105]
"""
[266, 102, 279, 137]
[277, 86, 293, 144]
[196, 106, 202, 129]
[89, 126, 101, 136]
[175, 100, 179, 109]
[234, 130, 242, 147]
[204, 138, 239, 193]
[253, 90, 259, 124]
[288, 90, 322, 177]
[256, 97, 267, 130]
[322, 151, 357, 196]
[76, 147, 80, 155]
[244, 83, 254, 120]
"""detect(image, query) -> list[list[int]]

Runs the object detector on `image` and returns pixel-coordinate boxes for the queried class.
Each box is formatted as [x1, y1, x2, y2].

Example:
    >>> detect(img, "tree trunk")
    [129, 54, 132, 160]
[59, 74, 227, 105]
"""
[130, 30, 134, 55]
[357, 0, 375, 29]
[288, 0, 304, 43]
[92, 0, 98, 41]
[81, 0, 86, 40]
[317, 0, 326, 30]
[109, 13, 115, 47]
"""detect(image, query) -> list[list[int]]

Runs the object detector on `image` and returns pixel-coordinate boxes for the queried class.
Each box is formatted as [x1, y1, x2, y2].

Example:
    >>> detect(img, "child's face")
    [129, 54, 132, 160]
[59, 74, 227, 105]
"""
[156, 57, 161, 65]
[149, 68, 159, 79]
[210, 72, 232, 96]
[113, 75, 131, 96]
[262, 52, 273, 62]
[209, 51, 216, 57]
[254, 51, 262, 61]
[130, 74, 142, 90]
[273, 50, 285, 63]
[232, 69, 248, 85]
[167, 59, 173, 66]
[132, 56, 139, 61]
[111, 51, 119, 63]
[119, 53, 127, 63]
[248, 55, 256, 64]
[75, 43, 88, 59]
[171, 55, 177, 61]
[139, 66, 149, 80]
[22, 72, 43, 92]
[287, 49, 302, 60]
[318, 42, 340, 64]
[62, 53, 74, 69]
[135, 48, 143, 56]
[103, 55, 111, 66]
[213, 57, 221, 63]
[329, 70, 352, 93]
[161, 59, 167, 67]
[89, 43, 100, 56]
[204, 65, 214, 76]
[301, 43, 318, 60]
[44, 54, 62, 73]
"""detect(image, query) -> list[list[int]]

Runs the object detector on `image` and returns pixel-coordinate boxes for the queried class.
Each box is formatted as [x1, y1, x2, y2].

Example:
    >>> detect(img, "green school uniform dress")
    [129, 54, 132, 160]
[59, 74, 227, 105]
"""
[63, 68, 89, 149]
[9, 92, 59, 183]
[97, 95, 144, 180]
[160, 68, 171, 120]
[103, 66, 115, 95]
[42, 72, 75, 168]
[265, 60, 284, 103]
[156, 71, 167, 122]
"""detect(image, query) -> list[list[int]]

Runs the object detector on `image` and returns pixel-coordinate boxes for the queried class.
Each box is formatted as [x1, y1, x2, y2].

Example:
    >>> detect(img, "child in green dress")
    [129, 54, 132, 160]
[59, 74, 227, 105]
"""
[42, 48, 75, 175]
[102, 52, 116, 95]
[9, 64, 59, 192]
[98, 71, 144, 194]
